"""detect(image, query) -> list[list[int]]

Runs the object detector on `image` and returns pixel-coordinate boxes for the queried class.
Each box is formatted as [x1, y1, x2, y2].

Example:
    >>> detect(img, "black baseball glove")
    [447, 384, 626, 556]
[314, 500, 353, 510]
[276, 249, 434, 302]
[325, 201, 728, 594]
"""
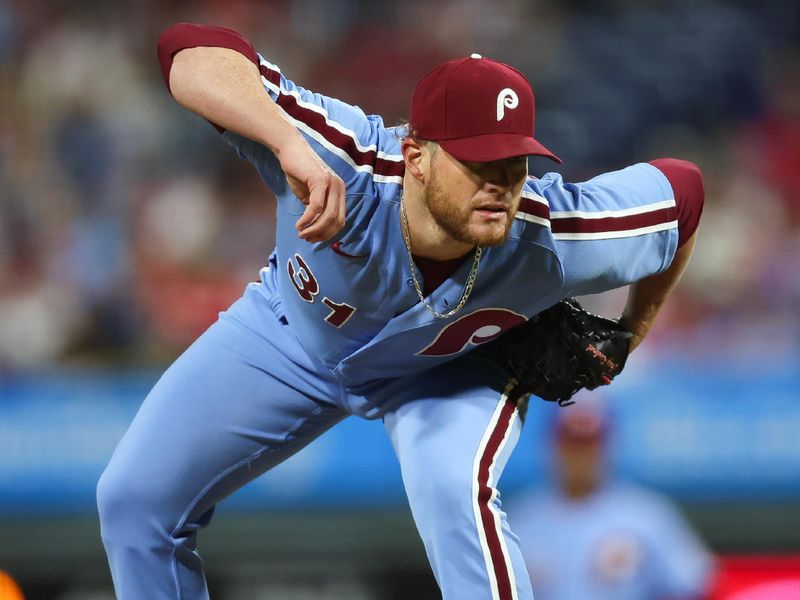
[485, 298, 632, 406]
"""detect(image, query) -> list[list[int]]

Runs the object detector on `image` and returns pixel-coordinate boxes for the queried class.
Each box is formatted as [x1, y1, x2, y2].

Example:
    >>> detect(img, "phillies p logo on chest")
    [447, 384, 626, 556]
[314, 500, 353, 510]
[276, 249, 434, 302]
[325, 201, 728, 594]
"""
[418, 308, 527, 356]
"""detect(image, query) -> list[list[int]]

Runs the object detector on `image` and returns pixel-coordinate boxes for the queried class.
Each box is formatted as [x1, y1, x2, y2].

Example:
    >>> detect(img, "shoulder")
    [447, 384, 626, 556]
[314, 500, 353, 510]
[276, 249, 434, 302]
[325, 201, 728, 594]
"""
[532, 164, 672, 211]
[259, 57, 406, 192]
[523, 166, 677, 250]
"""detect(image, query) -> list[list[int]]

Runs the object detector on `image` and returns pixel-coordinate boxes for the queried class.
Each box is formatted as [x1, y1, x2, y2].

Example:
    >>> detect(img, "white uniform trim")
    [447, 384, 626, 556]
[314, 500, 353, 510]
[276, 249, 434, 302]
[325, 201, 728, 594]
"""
[515, 190, 551, 227]
[514, 211, 550, 227]
[520, 189, 549, 206]
[262, 57, 402, 162]
[552, 220, 678, 240]
[259, 58, 404, 185]
[550, 198, 675, 220]
[471, 387, 520, 600]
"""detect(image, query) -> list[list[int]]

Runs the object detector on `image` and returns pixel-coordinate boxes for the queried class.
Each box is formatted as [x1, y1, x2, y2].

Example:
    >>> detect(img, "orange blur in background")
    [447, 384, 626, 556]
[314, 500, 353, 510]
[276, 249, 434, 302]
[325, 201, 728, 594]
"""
[0, 571, 24, 600]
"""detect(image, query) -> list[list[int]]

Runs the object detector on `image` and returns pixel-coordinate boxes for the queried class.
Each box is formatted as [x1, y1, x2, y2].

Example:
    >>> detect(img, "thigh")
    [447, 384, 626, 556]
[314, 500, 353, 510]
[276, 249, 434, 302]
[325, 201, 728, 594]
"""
[382, 355, 522, 469]
[103, 292, 346, 527]
[383, 354, 524, 523]
[382, 356, 532, 600]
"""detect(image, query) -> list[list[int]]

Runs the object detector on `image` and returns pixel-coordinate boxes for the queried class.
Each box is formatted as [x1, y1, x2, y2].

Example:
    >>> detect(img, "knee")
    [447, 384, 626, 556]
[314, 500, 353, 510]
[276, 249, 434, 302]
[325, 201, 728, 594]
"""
[97, 459, 134, 533]
[97, 456, 165, 538]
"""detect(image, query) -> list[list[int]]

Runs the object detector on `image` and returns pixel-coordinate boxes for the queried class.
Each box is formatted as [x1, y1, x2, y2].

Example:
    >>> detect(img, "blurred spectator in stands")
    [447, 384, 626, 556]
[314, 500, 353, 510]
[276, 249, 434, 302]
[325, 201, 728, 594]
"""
[0, 0, 797, 368]
[130, 162, 274, 359]
[737, 50, 800, 225]
[507, 399, 714, 600]
[0, 184, 87, 371]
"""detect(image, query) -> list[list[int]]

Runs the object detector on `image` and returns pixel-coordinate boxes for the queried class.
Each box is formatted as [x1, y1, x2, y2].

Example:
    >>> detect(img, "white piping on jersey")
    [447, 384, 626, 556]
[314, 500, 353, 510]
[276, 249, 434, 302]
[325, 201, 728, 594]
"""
[259, 58, 402, 164]
[552, 220, 678, 240]
[260, 57, 283, 74]
[259, 57, 404, 185]
[549, 198, 675, 220]
[515, 192, 678, 240]
[514, 211, 550, 227]
[515, 189, 551, 227]
[520, 189, 549, 206]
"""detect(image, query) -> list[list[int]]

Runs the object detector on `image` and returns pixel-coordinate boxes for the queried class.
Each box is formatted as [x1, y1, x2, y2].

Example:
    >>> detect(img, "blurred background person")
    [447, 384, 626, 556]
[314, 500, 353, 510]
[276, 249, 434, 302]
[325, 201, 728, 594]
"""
[508, 399, 714, 600]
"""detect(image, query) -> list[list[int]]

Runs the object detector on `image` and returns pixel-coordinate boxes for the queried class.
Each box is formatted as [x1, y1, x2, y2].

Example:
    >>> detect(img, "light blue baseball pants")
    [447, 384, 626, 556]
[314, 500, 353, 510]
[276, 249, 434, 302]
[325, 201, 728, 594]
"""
[97, 286, 532, 599]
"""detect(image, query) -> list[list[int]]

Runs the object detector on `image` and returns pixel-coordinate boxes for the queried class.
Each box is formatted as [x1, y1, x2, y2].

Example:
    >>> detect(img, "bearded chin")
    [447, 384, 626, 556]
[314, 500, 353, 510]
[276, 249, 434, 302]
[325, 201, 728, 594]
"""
[425, 176, 514, 247]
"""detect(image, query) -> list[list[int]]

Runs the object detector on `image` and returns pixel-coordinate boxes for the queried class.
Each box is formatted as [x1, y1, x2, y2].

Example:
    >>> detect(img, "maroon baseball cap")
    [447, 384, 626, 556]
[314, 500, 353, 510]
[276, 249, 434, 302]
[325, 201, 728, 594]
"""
[409, 54, 561, 163]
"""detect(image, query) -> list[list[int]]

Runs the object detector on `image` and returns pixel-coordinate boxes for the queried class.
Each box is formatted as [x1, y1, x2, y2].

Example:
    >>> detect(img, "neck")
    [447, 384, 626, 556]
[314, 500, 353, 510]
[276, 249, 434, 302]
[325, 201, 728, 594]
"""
[402, 174, 474, 261]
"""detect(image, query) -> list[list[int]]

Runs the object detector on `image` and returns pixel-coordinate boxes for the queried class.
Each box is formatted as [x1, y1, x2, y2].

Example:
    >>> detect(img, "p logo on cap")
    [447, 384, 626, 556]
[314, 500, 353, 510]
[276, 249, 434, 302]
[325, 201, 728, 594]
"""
[496, 88, 519, 121]
[409, 55, 561, 163]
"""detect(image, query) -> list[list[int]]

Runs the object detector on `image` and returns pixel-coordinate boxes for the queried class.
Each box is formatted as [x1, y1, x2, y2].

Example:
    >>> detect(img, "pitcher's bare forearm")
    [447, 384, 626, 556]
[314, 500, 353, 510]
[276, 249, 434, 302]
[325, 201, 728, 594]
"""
[166, 45, 345, 242]
[622, 232, 696, 351]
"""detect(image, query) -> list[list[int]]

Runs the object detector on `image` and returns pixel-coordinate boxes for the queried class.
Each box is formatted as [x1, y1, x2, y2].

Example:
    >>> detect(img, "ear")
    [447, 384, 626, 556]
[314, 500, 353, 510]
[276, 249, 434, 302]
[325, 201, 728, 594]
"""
[402, 137, 426, 183]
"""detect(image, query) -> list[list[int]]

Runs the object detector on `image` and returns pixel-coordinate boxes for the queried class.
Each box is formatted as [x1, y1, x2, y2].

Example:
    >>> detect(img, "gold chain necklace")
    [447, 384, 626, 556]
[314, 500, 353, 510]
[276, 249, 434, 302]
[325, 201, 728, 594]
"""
[400, 200, 483, 319]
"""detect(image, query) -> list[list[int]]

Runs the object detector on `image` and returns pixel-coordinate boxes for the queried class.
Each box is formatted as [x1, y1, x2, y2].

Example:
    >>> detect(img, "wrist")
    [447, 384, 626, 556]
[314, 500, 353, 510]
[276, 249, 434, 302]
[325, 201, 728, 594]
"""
[618, 315, 648, 352]
[272, 130, 309, 159]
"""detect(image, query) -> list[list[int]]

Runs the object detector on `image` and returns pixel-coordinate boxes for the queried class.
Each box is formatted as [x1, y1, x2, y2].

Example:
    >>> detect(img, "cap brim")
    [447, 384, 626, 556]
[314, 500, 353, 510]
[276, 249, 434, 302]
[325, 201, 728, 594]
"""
[440, 133, 561, 164]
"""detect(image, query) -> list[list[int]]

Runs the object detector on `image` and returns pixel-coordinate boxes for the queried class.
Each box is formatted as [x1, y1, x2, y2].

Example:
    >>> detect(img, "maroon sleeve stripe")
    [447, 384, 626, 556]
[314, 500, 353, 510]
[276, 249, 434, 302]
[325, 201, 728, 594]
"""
[257, 62, 405, 179]
[257, 61, 282, 88]
[517, 196, 550, 222]
[551, 206, 674, 234]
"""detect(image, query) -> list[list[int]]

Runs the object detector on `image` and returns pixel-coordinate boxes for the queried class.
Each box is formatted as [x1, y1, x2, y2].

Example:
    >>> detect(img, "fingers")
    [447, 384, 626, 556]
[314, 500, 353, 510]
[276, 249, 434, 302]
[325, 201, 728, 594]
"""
[279, 139, 347, 243]
[295, 172, 346, 243]
[336, 179, 346, 229]
[294, 174, 326, 231]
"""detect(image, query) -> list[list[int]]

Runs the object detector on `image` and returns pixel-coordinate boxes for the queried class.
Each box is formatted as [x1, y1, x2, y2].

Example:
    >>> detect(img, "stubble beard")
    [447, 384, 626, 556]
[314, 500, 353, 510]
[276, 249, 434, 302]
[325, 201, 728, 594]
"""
[424, 169, 515, 247]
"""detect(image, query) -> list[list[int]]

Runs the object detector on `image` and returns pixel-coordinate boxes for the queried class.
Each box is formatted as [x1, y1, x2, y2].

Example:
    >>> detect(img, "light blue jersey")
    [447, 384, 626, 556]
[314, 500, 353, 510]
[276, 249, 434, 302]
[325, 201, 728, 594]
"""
[224, 55, 678, 389]
[99, 28, 686, 600]
[508, 482, 713, 600]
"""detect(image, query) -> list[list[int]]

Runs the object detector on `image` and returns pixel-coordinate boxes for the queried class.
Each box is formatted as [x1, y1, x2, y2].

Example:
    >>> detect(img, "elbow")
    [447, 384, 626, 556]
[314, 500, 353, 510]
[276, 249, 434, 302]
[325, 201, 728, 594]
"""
[676, 159, 705, 218]
[155, 23, 260, 94]
[156, 23, 199, 93]
[674, 158, 704, 202]
[649, 158, 705, 248]
[651, 158, 705, 201]
[157, 22, 195, 50]
[674, 159, 705, 225]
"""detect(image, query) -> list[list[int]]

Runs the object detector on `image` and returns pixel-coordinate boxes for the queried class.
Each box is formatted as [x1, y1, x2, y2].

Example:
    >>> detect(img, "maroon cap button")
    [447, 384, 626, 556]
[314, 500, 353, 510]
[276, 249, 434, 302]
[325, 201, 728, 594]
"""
[409, 53, 561, 163]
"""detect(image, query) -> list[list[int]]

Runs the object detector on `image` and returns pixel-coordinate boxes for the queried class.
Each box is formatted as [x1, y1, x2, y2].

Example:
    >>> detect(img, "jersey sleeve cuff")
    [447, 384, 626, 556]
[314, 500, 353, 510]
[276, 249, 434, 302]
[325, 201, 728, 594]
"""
[156, 23, 260, 133]
[648, 158, 704, 248]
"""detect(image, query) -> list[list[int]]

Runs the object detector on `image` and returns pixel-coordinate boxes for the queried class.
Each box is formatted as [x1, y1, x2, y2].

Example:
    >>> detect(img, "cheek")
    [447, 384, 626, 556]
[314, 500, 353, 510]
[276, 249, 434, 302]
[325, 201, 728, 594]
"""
[439, 161, 482, 198]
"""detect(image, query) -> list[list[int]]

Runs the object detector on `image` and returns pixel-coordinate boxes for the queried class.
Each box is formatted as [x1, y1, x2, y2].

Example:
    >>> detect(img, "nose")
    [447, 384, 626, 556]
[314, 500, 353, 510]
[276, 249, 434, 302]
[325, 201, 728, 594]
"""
[483, 161, 510, 190]
[483, 159, 520, 192]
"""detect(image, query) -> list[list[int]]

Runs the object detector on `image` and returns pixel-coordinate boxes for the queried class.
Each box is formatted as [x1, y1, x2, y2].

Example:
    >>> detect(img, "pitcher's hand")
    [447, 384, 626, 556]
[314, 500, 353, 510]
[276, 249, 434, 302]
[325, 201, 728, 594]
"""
[277, 138, 346, 243]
